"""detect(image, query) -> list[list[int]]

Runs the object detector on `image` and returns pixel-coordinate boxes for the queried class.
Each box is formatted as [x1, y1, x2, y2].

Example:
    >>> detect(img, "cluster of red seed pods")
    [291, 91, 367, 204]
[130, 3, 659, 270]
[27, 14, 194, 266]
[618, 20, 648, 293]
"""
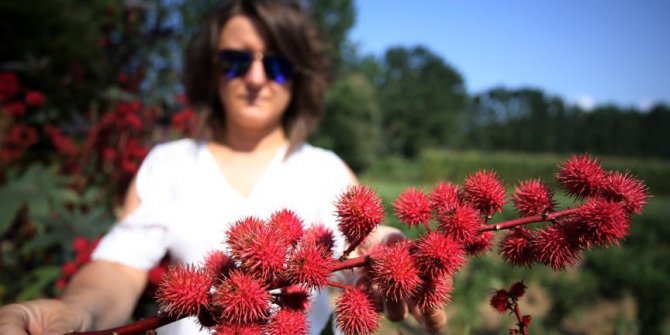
[71, 154, 648, 335]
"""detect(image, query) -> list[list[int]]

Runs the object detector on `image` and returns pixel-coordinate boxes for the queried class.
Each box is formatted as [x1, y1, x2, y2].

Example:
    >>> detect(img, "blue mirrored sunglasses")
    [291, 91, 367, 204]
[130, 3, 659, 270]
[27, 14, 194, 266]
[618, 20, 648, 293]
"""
[217, 49, 294, 84]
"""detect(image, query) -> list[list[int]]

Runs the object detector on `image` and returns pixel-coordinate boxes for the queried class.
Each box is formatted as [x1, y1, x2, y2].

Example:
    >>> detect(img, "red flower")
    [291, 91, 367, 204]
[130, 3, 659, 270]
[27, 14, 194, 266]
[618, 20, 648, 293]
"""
[302, 224, 335, 256]
[265, 309, 309, 335]
[532, 224, 582, 270]
[499, 228, 535, 267]
[44, 125, 78, 156]
[25, 90, 45, 108]
[171, 108, 197, 133]
[393, 187, 432, 227]
[414, 231, 466, 277]
[155, 265, 212, 317]
[576, 198, 629, 248]
[413, 274, 453, 311]
[268, 209, 304, 246]
[61, 262, 78, 277]
[286, 242, 334, 289]
[429, 181, 461, 215]
[437, 202, 482, 244]
[490, 289, 508, 313]
[335, 288, 379, 335]
[0, 72, 20, 102]
[148, 265, 168, 287]
[464, 231, 494, 256]
[600, 171, 649, 215]
[370, 241, 421, 302]
[335, 185, 384, 244]
[557, 154, 606, 198]
[214, 270, 270, 324]
[512, 179, 555, 217]
[509, 281, 527, 299]
[3, 102, 26, 117]
[462, 170, 506, 217]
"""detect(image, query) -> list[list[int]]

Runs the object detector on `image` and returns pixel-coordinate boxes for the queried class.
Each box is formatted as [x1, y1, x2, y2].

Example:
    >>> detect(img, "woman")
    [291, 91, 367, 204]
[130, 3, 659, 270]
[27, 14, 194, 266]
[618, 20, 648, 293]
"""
[0, 1, 446, 334]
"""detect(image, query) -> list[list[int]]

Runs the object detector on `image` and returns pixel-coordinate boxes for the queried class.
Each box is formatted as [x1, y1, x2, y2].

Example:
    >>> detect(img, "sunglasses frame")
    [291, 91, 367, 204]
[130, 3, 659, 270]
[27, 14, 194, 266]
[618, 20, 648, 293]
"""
[216, 49, 294, 84]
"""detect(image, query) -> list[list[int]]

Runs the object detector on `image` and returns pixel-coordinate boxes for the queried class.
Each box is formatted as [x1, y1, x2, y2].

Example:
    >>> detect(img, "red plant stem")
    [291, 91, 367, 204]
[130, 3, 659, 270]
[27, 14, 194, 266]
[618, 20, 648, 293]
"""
[67, 314, 179, 335]
[341, 235, 366, 258]
[478, 208, 579, 232]
[327, 280, 353, 291]
[512, 301, 529, 335]
[331, 255, 370, 272]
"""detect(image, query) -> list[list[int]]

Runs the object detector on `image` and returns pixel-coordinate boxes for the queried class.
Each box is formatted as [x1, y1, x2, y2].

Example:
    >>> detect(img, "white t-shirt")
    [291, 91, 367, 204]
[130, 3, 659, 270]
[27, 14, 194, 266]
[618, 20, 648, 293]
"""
[92, 138, 352, 334]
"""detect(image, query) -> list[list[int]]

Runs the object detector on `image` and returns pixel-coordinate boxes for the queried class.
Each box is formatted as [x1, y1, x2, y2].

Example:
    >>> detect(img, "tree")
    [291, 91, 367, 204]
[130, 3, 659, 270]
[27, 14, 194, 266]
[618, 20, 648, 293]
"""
[376, 46, 466, 157]
[312, 73, 382, 172]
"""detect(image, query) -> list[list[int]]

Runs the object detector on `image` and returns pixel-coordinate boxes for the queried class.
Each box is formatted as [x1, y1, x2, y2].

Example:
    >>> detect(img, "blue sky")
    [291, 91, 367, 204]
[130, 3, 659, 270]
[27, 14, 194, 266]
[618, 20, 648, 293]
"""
[348, 0, 670, 110]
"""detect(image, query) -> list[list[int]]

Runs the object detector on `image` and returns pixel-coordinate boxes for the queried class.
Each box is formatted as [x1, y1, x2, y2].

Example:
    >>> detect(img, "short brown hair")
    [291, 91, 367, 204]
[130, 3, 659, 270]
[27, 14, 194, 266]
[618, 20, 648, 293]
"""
[183, 0, 328, 153]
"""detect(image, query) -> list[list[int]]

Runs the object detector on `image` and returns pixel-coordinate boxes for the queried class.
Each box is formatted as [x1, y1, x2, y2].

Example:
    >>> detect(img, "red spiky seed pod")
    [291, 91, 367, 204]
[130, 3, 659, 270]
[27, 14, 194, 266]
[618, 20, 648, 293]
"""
[230, 224, 288, 283]
[556, 154, 606, 198]
[464, 231, 495, 256]
[490, 289, 509, 313]
[414, 231, 466, 277]
[576, 197, 630, 248]
[286, 242, 335, 289]
[393, 187, 432, 227]
[212, 323, 263, 335]
[370, 241, 421, 302]
[155, 265, 212, 317]
[437, 202, 482, 244]
[213, 270, 270, 324]
[227, 216, 265, 259]
[413, 274, 453, 311]
[268, 209, 304, 246]
[462, 170, 506, 217]
[277, 285, 311, 311]
[532, 224, 582, 270]
[512, 179, 555, 217]
[509, 281, 527, 299]
[203, 250, 235, 280]
[335, 288, 380, 335]
[336, 185, 384, 244]
[499, 227, 535, 267]
[430, 181, 461, 215]
[265, 309, 309, 335]
[302, 224, 335, 256]
[600, 171, 649, 215]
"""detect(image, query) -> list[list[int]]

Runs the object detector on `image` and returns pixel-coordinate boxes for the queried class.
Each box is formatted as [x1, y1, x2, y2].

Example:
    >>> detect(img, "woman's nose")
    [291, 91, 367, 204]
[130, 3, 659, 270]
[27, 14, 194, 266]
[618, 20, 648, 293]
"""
[244, 58, 267, 87]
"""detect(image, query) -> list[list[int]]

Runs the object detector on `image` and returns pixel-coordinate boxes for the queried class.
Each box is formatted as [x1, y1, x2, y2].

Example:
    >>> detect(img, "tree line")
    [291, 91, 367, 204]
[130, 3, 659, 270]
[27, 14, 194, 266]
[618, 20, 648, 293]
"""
[2, 0, 668, 173]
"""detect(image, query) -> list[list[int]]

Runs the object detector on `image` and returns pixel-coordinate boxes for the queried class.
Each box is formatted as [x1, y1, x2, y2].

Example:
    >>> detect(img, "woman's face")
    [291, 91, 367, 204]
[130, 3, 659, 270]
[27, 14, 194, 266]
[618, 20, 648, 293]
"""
[217, 15, 293, 133]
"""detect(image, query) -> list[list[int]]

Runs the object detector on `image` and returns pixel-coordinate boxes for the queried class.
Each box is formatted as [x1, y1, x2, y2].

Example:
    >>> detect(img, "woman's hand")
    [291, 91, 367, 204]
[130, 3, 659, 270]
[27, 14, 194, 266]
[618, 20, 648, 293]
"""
[0, 299, 92, 335]
[357, 225, 448, 334]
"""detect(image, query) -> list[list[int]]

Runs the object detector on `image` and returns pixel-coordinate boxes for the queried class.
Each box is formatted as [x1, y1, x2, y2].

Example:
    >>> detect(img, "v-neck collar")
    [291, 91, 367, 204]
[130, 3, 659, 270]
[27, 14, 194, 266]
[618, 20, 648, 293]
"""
[199, 140, 288, 200]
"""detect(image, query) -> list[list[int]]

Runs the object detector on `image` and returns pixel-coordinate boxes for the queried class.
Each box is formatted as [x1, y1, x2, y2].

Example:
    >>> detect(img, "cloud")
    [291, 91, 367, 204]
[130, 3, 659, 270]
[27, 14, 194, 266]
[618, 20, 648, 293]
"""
[574, 94, 595, 111]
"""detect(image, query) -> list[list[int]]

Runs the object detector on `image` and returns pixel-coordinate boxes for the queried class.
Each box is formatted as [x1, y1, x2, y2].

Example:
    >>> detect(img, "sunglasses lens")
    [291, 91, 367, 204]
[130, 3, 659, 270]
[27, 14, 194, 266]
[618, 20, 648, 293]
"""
[218, 50, 251, 79]
[218, 50, 293, 83]
[264, 56, 293, 84]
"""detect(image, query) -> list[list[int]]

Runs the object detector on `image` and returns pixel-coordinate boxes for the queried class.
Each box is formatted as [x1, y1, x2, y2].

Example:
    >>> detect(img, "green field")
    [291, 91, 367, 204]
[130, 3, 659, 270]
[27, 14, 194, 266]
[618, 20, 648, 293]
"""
[360, 150, 670, 335]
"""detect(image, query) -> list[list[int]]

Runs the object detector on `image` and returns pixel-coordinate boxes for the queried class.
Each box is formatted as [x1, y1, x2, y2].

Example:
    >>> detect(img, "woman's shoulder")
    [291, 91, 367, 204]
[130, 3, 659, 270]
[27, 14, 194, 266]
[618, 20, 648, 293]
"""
[289, 143, 346, 168]
[286, 143, 355, 186]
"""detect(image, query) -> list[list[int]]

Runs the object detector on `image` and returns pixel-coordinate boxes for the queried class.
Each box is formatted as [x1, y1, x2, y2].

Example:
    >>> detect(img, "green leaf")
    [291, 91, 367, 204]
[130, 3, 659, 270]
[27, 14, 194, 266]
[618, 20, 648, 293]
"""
[16, 266, 61, 302]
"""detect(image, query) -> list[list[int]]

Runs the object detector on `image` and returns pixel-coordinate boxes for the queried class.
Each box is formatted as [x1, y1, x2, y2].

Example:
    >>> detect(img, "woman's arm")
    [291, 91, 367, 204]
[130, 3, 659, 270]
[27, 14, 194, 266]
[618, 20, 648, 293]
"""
[0, 179, 148, 334]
